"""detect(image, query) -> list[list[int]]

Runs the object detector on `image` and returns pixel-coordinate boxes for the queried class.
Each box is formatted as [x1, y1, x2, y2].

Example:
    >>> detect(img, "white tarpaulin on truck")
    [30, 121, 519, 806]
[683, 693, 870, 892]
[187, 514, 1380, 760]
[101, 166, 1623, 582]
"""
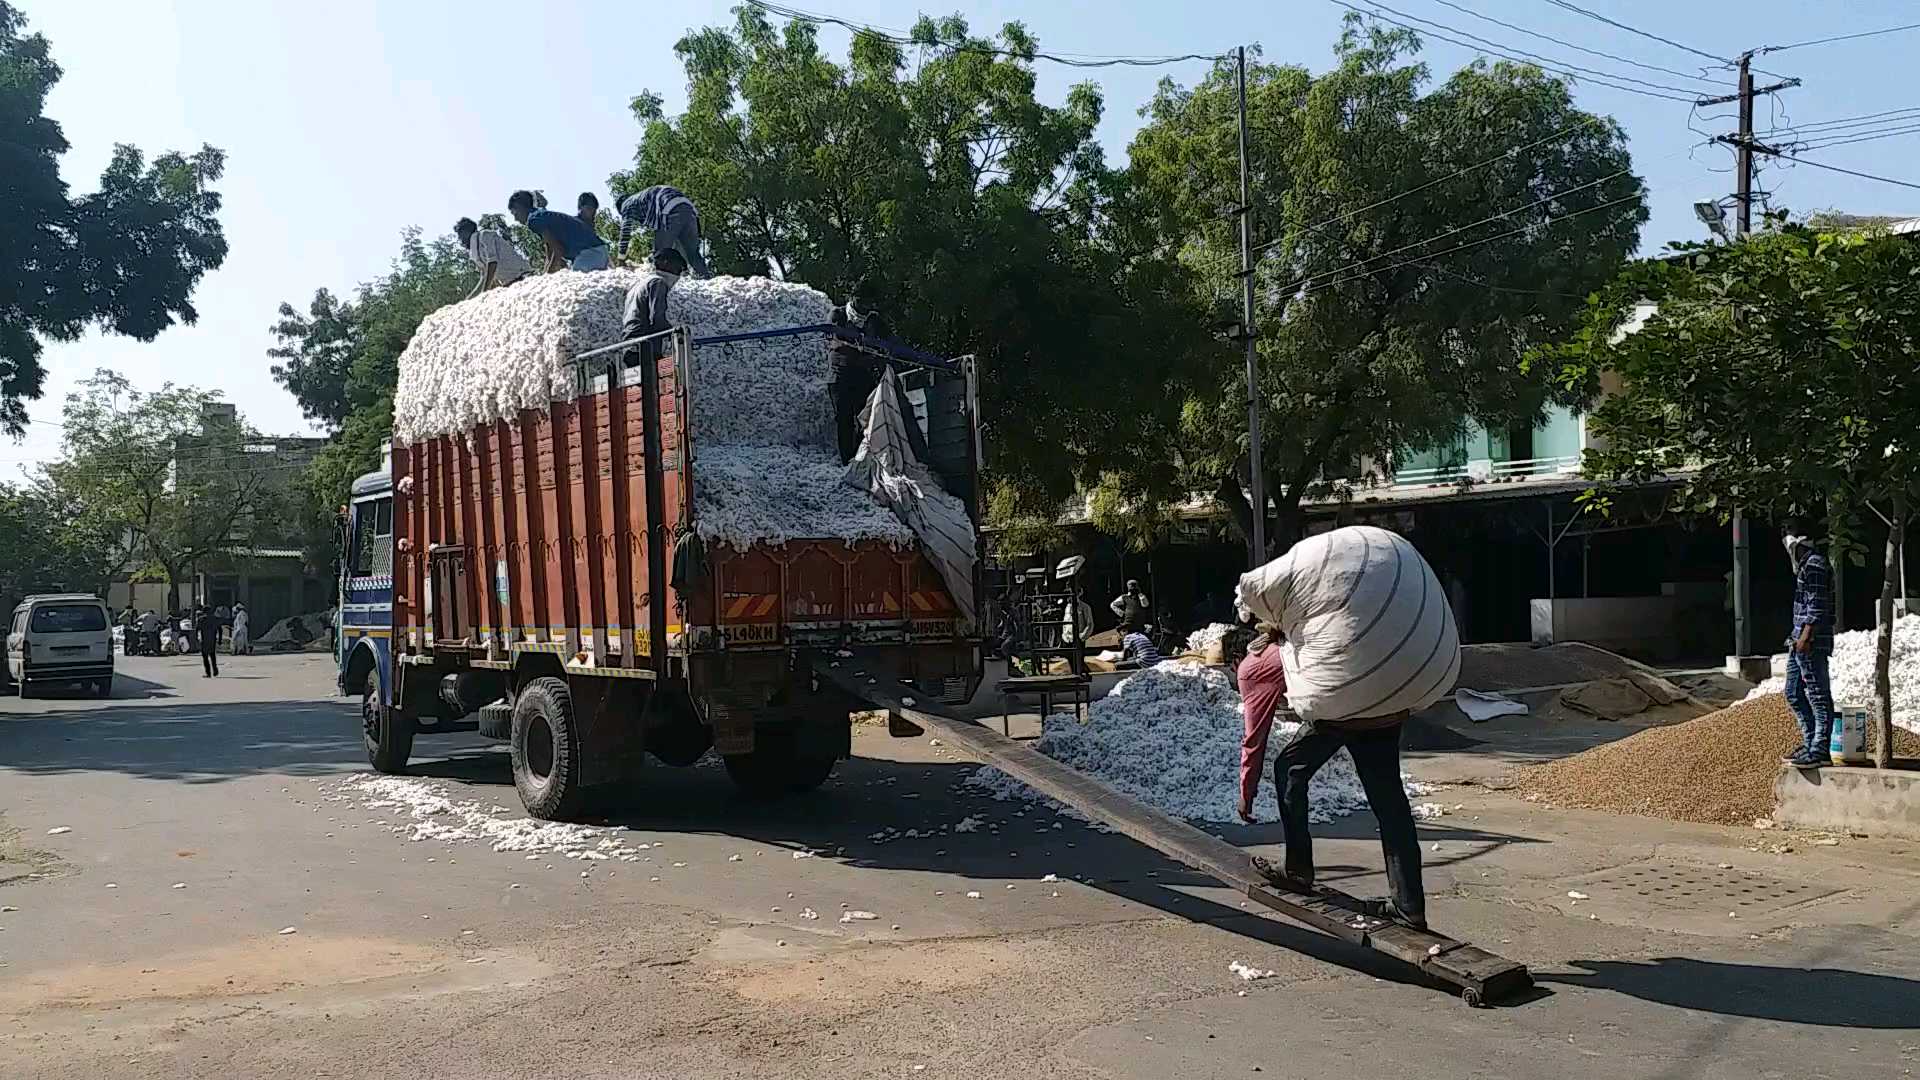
[1236, 524, 1460, 722]
[844, 367, 978, 630]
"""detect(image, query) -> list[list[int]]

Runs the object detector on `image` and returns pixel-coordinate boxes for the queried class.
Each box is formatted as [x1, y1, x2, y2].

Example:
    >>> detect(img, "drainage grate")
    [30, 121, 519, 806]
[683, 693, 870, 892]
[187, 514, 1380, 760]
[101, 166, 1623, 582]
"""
[1568, 861, 1839, 917]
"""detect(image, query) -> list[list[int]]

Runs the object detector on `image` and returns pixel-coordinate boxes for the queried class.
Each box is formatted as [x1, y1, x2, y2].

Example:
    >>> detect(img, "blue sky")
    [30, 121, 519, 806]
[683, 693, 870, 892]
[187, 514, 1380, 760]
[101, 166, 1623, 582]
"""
[10, 0, 1920, 469]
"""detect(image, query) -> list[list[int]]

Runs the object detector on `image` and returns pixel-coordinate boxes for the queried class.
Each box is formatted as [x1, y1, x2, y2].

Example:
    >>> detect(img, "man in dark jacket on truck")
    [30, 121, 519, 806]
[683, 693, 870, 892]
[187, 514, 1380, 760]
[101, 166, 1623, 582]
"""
[621, 248, 688, 369]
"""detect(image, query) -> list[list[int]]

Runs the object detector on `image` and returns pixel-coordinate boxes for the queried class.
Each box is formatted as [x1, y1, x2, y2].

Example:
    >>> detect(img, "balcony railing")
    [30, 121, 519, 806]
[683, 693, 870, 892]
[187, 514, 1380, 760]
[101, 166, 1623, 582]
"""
[1389, 454, 1582, 488]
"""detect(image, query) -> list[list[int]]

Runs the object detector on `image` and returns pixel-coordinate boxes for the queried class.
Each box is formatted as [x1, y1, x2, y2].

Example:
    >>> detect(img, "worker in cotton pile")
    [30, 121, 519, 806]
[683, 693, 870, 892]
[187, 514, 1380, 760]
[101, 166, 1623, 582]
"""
[614, 184, 710, 278]
[621, 248, 689, 368]
[508, 189, 610, 272]
[1238, 525, 1460, 931]
[455, 218, 531, 297]
[1114, 623, 1162, 670]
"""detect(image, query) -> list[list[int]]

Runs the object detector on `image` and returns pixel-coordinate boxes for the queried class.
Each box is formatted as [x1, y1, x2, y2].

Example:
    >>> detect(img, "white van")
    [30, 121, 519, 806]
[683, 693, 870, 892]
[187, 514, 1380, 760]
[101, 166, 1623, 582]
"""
[6, 593, 115, 698]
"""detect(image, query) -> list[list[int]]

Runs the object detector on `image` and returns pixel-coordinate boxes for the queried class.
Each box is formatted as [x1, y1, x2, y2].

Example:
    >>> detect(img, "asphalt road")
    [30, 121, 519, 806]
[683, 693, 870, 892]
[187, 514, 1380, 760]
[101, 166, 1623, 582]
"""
[3, 653, 1918, 1079]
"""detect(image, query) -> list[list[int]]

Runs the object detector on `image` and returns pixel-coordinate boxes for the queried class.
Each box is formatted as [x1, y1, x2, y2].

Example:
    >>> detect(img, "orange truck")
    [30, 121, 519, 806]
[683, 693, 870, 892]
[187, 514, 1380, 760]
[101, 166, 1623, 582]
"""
[338, 324, 983, 818]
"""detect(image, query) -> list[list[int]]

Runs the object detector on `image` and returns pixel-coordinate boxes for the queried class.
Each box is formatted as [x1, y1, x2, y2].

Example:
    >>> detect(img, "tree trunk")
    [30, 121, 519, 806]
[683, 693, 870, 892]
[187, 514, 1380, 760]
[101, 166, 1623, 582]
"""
[1873, 493, 1906, 768]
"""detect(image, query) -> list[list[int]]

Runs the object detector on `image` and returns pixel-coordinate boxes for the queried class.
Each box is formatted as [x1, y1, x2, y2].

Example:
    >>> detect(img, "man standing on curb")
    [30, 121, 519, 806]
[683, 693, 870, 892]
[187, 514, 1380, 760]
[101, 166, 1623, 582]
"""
[1781, 517, 1836, 768]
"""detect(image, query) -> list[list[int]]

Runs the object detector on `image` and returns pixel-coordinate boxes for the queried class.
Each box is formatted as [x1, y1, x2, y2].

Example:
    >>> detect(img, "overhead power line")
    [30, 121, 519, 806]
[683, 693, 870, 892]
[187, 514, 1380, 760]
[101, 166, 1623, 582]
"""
[1426, 0, 1731, 86]
[1752, 149, 1920, 192]
[1253, 116, 1610, 257]
[1536, 0, 1727, 65]
[1759, 106, 1920, 137]
[1327, 1, 1696, 101]
[742, 0, 1223, 67]
[1352, 0, 1711, 95]
[1799, 124, 1920, 153]
[1298, 192, 1646, 297]
[1283, 168, 1637, 294]
[1759, 23, 1920, 55]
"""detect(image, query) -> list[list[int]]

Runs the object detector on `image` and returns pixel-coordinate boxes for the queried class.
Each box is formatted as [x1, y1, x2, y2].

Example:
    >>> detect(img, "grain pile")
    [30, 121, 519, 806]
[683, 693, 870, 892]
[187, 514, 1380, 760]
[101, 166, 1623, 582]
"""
[1523, 693, 1920, 825]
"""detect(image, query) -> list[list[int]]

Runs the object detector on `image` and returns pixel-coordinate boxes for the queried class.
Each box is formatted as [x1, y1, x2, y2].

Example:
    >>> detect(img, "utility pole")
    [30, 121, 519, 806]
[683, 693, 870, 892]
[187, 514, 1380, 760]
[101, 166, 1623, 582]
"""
[1699, 55, 1798, 670]
[1236, 45, 1266, 567]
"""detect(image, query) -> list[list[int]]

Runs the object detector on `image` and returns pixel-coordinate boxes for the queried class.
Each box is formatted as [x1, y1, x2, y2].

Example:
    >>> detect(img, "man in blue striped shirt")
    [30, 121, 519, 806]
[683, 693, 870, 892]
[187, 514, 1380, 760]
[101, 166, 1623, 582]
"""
[1781, 517, 1836, 768]
[616, 185, 710, 278]
[1117, 624, 1163, 669]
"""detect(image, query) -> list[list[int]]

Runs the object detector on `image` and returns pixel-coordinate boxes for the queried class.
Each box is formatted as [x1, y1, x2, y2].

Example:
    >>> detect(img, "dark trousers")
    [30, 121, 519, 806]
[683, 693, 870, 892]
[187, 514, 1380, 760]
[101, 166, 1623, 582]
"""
[1272, 719, 1425, 922]
[831, 367, 881, 463]
[1784, 648, 1834, 754]
[201, 645, 219, 677]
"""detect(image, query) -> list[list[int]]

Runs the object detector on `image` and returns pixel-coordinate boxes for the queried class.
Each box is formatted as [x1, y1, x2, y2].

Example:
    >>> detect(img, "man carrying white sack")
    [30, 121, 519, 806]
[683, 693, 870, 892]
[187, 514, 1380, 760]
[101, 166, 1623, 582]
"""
[454, 217, 530, 297]
[1237, 524, 1462, 930]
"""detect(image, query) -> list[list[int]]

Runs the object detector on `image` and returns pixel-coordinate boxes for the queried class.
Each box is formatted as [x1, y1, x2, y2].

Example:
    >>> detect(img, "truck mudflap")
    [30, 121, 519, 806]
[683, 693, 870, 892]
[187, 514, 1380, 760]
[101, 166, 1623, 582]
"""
[808, 651, 1535, 1009]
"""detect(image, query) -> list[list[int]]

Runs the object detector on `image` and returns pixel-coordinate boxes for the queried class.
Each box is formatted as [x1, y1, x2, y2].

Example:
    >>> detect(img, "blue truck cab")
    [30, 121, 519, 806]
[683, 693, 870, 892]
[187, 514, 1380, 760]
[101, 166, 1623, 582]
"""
[338, 464, 396, 759]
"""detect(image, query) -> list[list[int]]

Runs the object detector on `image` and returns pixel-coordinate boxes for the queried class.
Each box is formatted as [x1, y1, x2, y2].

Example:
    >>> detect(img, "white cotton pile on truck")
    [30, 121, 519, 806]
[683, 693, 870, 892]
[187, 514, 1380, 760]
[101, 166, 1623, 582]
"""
[1237, 525, 1461, 721]
[966, 660, 1438, 824]
[389, 271, 912, 550]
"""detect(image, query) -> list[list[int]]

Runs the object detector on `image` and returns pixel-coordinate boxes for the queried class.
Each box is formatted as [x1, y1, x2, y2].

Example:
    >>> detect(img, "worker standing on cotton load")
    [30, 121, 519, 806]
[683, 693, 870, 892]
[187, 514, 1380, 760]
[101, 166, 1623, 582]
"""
[620, 248, 688, 369]
[1238, 525, 1461, 930]
[455, 218, 531, 297]
[828, 278, 889, 462]
[615, 184, 710, 277]
[509, 189, 609, 272]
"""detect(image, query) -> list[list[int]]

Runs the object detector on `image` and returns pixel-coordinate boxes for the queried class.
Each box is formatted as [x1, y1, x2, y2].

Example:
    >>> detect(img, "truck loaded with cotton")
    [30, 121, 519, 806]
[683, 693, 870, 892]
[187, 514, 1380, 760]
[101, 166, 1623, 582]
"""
[336, 271, 983, 818]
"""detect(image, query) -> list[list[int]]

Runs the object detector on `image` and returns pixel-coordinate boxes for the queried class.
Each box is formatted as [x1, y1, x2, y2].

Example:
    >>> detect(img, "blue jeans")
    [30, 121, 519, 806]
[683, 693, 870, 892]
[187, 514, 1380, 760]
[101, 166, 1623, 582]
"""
[1784, 648, 1834, 754]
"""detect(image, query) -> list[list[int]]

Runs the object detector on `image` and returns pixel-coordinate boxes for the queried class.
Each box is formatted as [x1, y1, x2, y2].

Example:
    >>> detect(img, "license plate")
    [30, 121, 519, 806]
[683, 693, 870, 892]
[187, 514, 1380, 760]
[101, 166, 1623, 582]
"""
[54, 646, 88, 654]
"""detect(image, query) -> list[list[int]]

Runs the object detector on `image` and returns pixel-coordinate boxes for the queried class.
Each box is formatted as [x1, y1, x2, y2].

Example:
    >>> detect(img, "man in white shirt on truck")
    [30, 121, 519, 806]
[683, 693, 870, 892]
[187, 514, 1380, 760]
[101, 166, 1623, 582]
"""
[455, 217, 531, 297]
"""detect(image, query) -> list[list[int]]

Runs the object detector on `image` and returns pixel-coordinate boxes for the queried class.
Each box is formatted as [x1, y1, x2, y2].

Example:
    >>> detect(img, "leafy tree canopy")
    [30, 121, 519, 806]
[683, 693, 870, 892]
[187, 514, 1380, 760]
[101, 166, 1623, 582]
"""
[48, 370, 288, 610]
[0, 1, 227, 435]
[0, 480, 119, 609]
[1533, 225, 1919, 760]
[1114, 18, 1646, 555]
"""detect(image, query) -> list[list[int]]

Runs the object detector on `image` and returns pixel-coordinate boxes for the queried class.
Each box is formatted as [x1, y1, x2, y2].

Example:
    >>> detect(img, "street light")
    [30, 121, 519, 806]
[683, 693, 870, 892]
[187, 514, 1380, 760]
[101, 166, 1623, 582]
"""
[1694, 200, 1730, 240]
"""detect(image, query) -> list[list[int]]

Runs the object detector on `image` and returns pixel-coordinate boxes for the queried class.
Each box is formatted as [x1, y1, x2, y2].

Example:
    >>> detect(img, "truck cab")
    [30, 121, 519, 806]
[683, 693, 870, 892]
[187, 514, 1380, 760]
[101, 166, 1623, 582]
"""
[338, 465, 397, 761]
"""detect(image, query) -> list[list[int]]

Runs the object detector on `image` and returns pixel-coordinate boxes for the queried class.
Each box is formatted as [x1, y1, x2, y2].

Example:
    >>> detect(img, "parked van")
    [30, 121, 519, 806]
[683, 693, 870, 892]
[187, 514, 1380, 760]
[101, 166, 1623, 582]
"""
[6, 594, 114, 698]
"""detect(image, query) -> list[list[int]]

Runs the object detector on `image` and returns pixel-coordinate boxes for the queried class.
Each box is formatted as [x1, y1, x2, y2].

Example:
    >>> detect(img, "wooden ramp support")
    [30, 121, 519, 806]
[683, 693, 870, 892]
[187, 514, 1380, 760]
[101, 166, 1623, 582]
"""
[812, 654, 1533, 1008]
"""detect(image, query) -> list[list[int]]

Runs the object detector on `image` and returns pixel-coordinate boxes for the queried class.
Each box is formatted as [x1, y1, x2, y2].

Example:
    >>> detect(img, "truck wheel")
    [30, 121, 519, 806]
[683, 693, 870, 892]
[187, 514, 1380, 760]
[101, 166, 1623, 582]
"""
[723, 736, 837, 798]
[92, 677, 113, 699]
[512, 677, 586, 820]
[363, 668, 414, 774]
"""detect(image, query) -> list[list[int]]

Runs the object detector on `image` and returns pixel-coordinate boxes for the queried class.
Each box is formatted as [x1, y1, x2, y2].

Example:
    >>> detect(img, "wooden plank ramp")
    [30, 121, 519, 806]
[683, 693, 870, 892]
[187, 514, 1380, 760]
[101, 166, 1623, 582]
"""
[812, 653, 1534, 1008]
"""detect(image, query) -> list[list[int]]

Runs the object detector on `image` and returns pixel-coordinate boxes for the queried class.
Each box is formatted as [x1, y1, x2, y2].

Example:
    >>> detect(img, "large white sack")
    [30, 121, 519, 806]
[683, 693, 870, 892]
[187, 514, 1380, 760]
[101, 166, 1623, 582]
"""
[1236, 525, 1460, 722]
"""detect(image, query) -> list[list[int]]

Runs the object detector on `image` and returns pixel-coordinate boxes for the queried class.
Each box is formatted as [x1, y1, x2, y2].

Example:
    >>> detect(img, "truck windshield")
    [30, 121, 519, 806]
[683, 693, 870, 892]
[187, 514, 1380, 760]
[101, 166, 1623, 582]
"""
[351, 497, 394, 577]
[31, 604, 108, 633]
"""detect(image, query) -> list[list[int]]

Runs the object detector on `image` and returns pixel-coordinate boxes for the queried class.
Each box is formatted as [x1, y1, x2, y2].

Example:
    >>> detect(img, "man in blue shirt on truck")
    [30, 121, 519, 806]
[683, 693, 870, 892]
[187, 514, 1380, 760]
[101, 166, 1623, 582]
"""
[1781, 516, 1836, 768]
[508, 189, 609, 272]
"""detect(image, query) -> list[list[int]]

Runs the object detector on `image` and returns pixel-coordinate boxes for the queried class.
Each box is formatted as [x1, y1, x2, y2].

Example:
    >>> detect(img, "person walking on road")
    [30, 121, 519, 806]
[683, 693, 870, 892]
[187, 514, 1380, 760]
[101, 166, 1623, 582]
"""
[194, 607, 222, 677]
[230, 602, 250, 656]
[615, 185, 709, 277]
[509, 190, 609, 272]
[455, 217, 531, 296]
[1781, 517, 1836, 768]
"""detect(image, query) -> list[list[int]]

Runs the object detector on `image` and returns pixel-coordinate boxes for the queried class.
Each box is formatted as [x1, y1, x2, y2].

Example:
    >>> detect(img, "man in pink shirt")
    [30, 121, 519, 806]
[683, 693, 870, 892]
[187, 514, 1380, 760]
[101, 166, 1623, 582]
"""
[1236, 624, 1289, 824]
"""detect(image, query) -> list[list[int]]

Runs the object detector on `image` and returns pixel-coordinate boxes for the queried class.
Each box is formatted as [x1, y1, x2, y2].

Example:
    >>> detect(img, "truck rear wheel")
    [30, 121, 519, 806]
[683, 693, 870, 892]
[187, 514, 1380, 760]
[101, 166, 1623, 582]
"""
[723, 735, 837, 798]
[512, 677, 586, 820]
[363, 669, 414, 774]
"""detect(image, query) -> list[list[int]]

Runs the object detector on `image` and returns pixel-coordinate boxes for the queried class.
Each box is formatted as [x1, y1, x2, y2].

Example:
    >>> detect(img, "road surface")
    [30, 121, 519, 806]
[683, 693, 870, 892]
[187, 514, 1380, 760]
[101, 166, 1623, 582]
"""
[3, 653, 1918, 1078]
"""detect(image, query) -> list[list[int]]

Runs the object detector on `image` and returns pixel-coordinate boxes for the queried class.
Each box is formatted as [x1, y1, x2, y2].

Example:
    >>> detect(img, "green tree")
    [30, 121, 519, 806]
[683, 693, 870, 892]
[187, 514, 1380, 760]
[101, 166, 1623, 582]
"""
[0, 480, 119, 610]
[1117, 20, 1646, 557]
[613, 8, 1202, 516]
[269, 228, 472, 514]
[0, 1, 227, 435]
[1534, 227, 1918, 764]
[47, 371, 287, 611]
